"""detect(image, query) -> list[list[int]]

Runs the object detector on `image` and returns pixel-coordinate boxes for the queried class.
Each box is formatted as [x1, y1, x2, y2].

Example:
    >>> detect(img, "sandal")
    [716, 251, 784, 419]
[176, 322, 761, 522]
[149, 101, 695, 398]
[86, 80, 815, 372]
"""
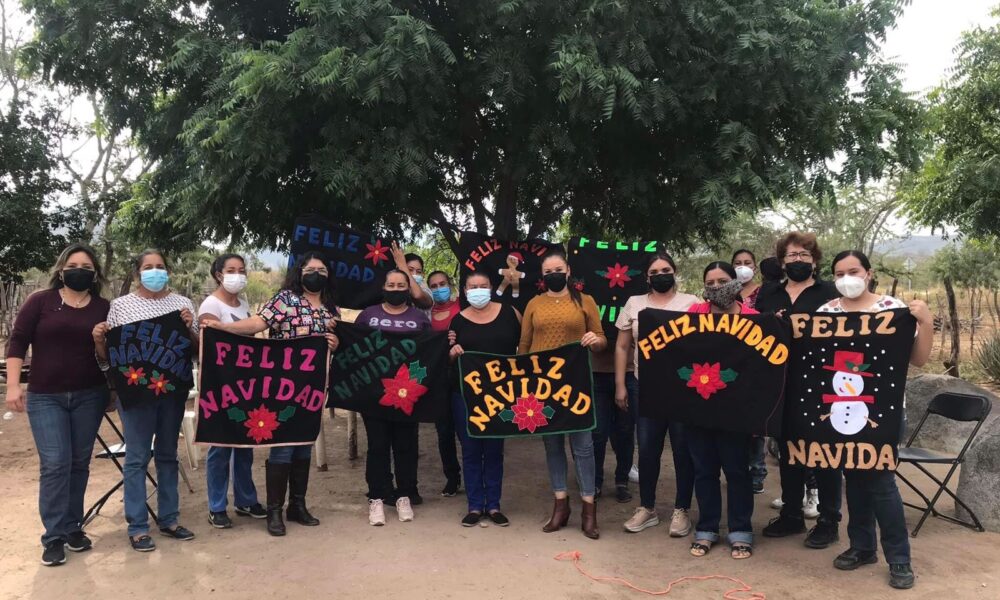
[731, 543, 753, 560]
[690, 540, 713, 557]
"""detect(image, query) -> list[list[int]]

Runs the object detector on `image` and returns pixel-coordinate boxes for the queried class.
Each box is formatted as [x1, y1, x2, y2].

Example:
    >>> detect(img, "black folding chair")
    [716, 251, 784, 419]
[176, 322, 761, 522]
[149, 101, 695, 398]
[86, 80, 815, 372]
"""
[895, 392, 991, 537]
[83, 413, 160, 526]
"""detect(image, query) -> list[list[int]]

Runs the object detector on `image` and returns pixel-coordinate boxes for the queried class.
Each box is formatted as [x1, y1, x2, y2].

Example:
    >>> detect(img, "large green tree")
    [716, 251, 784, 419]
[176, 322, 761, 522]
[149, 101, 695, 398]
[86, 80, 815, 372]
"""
[906, 8, 1000, 238]
[24, 0, 922, 253]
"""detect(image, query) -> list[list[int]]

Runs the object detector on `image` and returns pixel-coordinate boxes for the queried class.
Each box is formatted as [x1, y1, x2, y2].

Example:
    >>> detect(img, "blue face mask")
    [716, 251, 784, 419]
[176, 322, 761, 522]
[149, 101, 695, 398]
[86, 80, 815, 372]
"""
[140, 268, 169, 293]
[431, 287, 451, 303]
[466, 288, 492, 309]
[413, 274, 424, 285]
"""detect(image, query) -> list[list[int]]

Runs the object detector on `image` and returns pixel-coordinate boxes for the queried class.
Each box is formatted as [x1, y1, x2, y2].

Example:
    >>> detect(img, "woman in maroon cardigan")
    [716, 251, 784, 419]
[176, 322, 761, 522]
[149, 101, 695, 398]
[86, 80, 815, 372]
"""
[4, 244, 111, 567]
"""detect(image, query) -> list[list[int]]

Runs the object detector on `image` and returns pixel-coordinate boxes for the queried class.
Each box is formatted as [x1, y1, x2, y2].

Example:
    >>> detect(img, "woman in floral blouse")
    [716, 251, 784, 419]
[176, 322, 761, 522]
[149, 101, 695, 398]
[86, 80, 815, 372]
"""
[206, 251, 340, 537]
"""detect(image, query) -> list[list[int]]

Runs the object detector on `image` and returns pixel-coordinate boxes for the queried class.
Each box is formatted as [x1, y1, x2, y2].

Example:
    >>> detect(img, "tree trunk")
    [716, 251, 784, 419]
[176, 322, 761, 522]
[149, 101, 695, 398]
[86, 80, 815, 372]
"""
[937, 292, 946, 360]
[943, 277, 960, 377]
[889, 277, 898, 298]
[970, 287, 977, 355]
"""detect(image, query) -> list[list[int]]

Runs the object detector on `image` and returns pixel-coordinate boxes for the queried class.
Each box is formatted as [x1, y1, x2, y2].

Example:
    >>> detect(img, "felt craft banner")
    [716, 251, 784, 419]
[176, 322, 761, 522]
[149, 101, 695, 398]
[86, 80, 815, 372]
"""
[458, 343, 596, 438]
[567, 236, 662, 340]
[195, 328, 330, 447]
[328, 321, 450, 422]
[637, 310, 790, 436]
[106, 311, 194, 410]
[783, 309, 916, 471]
[457, 231, 562, 313]
[289, 215, 394, 310]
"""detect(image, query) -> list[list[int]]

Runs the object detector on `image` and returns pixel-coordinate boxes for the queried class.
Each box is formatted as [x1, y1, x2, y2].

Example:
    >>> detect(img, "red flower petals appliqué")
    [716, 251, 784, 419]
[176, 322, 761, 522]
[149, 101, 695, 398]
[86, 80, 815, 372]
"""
[364, 240, 390, 265]
[678, 362, 738, 400]
[244, 406, 279, 443]
[511, 394, 550, 433]
[379, 364, 428, 416]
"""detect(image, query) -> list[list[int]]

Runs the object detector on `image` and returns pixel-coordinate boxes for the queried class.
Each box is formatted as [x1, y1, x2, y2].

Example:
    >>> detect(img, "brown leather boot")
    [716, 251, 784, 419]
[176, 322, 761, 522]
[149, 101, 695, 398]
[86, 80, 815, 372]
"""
[581, 500, 600, 539]
[542, 497, 571, 532]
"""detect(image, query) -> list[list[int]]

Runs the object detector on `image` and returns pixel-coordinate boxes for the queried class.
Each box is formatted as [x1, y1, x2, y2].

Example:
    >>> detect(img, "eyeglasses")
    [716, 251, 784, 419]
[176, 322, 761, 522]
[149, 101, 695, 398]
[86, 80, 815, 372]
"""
[302, 268, 329, 275]
[784, 251, 813, 261]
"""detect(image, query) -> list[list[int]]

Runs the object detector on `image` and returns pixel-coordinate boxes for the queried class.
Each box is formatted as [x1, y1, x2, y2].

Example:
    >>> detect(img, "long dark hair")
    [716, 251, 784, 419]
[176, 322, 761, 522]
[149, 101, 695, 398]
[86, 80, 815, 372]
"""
[703, 261, 738, 281]
[830, 250, 872, 273]
[283, 251, 337, 309]
[541, 249, 581, 307]
[645, 251, 677, 273]
[210, 253, 245, 286]
[731, 248, 756, 264]
[49, 243, 107, 296]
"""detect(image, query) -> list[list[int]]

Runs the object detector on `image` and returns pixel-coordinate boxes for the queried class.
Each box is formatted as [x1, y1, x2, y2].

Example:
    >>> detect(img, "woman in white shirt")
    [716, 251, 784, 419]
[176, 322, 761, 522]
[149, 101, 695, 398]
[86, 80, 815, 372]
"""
[198, 254, 267, 529]
[819, 250, 932, 591]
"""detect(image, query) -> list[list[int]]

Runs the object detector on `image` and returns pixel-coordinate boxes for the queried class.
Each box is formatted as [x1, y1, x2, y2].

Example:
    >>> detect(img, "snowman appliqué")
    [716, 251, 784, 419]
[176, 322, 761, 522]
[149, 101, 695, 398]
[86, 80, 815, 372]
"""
[820, 350, 879, 435]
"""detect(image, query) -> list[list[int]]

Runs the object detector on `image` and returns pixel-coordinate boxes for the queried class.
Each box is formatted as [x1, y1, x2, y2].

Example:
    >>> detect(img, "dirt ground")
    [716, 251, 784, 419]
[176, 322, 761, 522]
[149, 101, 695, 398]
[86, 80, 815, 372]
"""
[1, 408, 998, 600]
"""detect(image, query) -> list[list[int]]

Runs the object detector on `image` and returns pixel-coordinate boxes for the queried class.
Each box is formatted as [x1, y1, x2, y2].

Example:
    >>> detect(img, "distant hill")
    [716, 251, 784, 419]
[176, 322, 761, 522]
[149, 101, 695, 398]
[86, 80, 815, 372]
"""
[876, 235, 950, 258]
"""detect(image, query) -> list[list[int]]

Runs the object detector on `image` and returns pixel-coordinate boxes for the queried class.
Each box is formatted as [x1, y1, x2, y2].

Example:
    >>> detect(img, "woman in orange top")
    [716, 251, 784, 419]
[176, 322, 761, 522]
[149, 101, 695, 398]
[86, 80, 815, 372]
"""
[519, 250, 607, 539]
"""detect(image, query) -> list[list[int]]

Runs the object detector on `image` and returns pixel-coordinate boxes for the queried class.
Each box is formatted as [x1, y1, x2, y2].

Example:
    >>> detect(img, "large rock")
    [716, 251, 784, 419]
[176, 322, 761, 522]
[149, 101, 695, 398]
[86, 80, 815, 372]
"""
[903, 374, 998, 454]
[956, 420, 1000, 532]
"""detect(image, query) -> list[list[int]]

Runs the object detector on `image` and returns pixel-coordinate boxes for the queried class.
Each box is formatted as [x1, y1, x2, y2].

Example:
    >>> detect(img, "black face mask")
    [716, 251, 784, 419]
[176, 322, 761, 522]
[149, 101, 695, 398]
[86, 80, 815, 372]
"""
[62, 268, 96, 292]
[302, 272, 328, 293]
[384, 290, 410, 306]
[785, 262, 814, 283]
[543, 272, 568, 293]
[649, 273, 675, 293]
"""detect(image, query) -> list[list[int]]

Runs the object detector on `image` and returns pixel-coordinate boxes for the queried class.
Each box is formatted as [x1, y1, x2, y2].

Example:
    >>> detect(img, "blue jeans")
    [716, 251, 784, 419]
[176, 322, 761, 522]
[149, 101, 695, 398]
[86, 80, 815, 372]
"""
[268, 445, 312, 464]
[592, 372, 637, 490]
[452, 393, 504, 512]
[206, 447, 258, 512]
[846, 469, 911, 563]
[637, 416, 695, 510]
[686, 425, 754, 545]
[26, 385, 108, 545]
[750, 436, 767, 486]
[543, 431, 596, 498]
[118, 397, 185, 537]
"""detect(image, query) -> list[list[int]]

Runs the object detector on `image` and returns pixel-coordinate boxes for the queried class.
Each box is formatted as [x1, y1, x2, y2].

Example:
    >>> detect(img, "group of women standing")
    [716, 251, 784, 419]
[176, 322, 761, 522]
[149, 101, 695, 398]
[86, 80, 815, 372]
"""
[5, 232, 933, 590]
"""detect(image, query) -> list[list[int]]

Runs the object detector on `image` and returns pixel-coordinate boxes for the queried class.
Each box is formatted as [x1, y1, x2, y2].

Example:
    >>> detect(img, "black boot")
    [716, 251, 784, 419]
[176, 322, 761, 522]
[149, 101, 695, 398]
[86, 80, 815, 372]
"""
[265, 461, 290, 536]
[286, 459, 320, 526]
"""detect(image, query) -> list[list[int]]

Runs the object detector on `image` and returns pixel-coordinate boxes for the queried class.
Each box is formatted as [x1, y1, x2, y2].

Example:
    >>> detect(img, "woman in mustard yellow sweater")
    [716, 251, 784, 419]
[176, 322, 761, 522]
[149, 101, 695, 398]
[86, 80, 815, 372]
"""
[519, 250, 607, 539]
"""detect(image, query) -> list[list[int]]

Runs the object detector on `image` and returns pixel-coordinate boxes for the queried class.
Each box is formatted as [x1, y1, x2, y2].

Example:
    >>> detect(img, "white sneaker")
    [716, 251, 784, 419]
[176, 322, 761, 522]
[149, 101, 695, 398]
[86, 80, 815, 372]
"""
[623, 506, 659, 532]
[669, 508, 692, 537]
[803, 488, 819, 520]
[396, 497, 414, 522]
[369, 499, 385, 526]
[770, 497, 784, 510]
[628, 464, 639, 483]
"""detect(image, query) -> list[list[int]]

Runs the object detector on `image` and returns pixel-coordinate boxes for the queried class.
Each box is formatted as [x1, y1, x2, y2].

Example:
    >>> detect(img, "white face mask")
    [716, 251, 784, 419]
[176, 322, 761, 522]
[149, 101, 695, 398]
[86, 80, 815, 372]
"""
[222, 273, 248, 294]
[735, 265, 754, 284]
[835, 274, 867, 299]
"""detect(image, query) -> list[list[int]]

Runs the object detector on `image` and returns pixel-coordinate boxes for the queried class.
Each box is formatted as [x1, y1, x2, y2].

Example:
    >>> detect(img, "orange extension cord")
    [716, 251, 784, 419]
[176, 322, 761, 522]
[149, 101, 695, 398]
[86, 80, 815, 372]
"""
[554, 551, 766, 600]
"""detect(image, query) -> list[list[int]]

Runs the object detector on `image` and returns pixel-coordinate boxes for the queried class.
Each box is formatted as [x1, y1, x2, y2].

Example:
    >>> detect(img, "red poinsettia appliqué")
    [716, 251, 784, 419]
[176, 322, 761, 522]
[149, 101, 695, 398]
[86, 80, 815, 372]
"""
[244, 407, 279, 443]
[678, 362, 738, 400]
[122, 366, 146, 386]
[146, 371, 176, 396]
[364, 240, 390, 265]
[511, 395, 550, 433]
[379, 364, 428, 416]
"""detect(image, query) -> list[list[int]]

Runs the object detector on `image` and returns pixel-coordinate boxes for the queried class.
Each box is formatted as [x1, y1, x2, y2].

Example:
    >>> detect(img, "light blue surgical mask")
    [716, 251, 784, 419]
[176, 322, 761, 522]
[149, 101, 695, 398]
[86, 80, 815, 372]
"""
[466, 288, 492, 309]
[413, 274, 424, 285]
[140, 268, 169, 293]
[431, 287, 451, 303]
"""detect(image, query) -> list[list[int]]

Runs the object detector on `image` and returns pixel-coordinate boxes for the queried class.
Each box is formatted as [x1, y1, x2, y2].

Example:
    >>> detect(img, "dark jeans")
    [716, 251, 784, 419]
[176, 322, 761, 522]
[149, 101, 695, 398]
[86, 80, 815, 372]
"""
[269, 445, 312, 464]
[206, 446, 258, 512]
[750, 436, 767, 486]
[118, 397, 185, 537]
[26, 385, 108, 545]
[363, 414, 419, 501]
[686, 425, 754, 544]
[846, 469, 911, 564]
[637, 416, 694, 510]
[779, 459, 842, 523]
[435, 399, 461, 484]
[451, 393, 503, 512]
[592, 372, 637, 490]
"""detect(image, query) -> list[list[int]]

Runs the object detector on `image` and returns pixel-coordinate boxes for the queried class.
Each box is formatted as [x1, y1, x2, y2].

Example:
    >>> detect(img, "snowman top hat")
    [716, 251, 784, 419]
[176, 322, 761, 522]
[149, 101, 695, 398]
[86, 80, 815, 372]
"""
[823, 350, 873, 377]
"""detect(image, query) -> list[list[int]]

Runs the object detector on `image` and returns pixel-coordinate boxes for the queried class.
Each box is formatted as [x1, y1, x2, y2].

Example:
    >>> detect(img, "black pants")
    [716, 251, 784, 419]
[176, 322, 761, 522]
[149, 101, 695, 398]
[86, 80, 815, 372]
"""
[363, 414, 419, 501]
[845, 469, 910, 563]
[435, 412, 461, 484]
[686, 426, 754, 543]
[779, 459, 842, 523]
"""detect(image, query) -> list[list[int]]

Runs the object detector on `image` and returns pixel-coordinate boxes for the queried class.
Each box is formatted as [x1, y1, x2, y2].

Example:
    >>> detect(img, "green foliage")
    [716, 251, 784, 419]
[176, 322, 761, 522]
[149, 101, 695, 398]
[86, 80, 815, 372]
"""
[906, 9, 1000, 237]
[930, 240, 1000, 291]
[974, 334, 1000, 382]
[0, 101, 71, 282]
[24, 0, 923, 254]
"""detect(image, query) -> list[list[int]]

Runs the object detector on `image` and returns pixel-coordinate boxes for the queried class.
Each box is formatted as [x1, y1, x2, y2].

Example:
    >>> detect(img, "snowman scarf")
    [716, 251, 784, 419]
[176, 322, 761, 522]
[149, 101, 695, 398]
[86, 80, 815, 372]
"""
[782, 308, 916, 471]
